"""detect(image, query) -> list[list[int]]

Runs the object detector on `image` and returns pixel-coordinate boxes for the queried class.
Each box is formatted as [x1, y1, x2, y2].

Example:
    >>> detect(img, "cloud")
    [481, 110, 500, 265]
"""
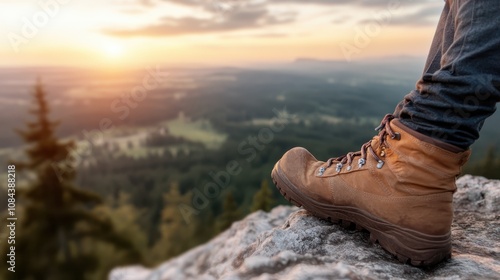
[104, 3, 296, 37]
[220, 32, 289, 39]
[105, 0, 440, 38]
[139, 0, 155, 6]
[359, 4, 443, 27]
[141, 0, 249, 12]
[163, 0, 432, 8]
[388, 5, 443, 26]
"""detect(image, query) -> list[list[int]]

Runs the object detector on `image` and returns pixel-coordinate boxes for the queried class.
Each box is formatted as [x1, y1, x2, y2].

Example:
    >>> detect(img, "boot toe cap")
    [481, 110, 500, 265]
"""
[279, 147, 315, 172]
[274, 147, 322, 189]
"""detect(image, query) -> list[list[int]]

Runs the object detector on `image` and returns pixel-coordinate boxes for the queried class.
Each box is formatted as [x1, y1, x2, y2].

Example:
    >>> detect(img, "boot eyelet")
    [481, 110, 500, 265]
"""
[336, 163, 343, 173]
[358, 158, 366, 168]
[346, 166, 352, 171]
[376, 160, 384, 169]
[391, 132, 401, 140]
[318, 167, 326, 176]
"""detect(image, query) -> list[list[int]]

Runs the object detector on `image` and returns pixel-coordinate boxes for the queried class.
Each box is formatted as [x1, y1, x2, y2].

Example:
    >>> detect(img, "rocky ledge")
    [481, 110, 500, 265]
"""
[110, 175, 500, 280]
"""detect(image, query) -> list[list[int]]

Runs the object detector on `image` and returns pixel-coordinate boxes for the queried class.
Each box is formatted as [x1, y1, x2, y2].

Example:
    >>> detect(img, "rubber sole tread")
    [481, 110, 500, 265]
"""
[272, 177, 451, 267]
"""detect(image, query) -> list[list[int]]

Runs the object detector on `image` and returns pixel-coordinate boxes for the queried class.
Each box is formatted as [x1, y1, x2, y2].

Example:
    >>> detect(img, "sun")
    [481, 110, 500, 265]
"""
[102, 43, 125, 59]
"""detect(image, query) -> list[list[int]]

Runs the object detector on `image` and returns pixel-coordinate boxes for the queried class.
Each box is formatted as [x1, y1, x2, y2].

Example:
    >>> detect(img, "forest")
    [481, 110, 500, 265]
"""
[0, 60, 499, 280]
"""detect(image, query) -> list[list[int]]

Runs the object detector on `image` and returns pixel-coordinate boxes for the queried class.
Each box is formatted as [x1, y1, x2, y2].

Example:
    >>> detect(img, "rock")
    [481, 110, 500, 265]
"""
[109, 176, 500, 280]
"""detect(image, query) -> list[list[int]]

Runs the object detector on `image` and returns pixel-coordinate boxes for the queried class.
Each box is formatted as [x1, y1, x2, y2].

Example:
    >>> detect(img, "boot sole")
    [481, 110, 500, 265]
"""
[271, 164, 451, 267]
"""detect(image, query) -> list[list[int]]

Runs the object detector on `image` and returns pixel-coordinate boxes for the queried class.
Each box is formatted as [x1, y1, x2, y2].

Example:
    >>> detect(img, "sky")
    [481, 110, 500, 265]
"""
[0, 0, 444, 68]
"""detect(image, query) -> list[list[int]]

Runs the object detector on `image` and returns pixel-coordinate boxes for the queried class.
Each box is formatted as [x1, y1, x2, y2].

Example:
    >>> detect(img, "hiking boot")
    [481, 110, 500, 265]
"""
[271, 114, 470, 266]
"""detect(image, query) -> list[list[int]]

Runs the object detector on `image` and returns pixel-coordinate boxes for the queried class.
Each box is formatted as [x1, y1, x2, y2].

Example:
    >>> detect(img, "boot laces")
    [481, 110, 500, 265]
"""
[324, 114, 400, 173]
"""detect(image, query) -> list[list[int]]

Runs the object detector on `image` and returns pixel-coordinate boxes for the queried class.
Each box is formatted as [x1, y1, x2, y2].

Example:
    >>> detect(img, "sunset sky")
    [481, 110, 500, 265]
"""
[0, 0, 444, 68]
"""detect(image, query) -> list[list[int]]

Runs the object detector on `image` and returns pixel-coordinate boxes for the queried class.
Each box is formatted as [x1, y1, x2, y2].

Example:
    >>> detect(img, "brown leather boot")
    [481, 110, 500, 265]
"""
[271, 114, 470, 266]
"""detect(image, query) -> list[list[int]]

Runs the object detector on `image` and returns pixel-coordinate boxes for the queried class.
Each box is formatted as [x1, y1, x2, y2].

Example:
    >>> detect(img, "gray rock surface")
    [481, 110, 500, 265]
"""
[110, 175, 500, 280]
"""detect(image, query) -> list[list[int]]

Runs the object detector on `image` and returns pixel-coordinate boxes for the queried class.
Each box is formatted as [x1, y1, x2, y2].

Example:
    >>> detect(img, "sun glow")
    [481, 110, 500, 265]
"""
[102, 43, 125, 59]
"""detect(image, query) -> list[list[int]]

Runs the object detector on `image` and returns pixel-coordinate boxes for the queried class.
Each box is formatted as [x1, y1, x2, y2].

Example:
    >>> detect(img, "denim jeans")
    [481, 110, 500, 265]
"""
[393, 0, 500, 149]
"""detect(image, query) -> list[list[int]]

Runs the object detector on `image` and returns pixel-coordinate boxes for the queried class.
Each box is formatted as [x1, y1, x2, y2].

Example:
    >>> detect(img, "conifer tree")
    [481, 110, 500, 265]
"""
[216, 191, 241, 232]
[152, 182, 194, 262]
[1, 80, 138, 280]
[89, 193, 148, 279]
[251, 179, 275, 212]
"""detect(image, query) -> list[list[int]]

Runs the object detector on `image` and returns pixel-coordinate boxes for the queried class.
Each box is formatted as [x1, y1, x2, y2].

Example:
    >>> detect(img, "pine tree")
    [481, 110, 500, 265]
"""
[251, 179, 275, 212]
[1, 80, 139, 280]
[89, 193, 148, 279]
[216, 191, 241, 232]
[151, 183, 194, 263]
